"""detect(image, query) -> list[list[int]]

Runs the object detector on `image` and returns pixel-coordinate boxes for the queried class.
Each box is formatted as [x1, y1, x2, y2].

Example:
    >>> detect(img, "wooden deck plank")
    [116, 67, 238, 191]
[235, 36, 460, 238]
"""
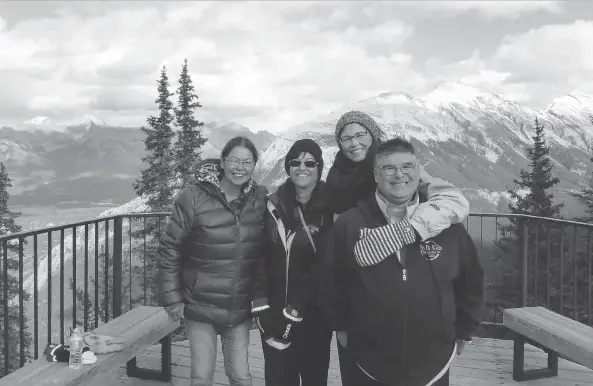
[94, 330, 593, 386]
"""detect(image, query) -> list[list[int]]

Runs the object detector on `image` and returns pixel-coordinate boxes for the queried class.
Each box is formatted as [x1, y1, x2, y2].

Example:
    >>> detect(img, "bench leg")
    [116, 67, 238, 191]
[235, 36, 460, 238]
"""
[126, 334, 172, 382]
[512, 333, 558, 381]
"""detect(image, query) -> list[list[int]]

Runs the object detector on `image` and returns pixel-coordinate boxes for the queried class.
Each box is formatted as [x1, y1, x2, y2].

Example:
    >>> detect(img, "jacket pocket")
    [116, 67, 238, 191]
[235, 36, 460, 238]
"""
[182, 268, 200, 295]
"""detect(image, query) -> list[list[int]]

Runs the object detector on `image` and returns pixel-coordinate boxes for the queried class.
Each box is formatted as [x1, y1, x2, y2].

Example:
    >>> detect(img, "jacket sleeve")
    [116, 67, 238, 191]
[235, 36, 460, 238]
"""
[251, 209, 271, 315]
[316, 218, 351, 331]
[156, 186, 197, 307]
[454, 226, 485, 341]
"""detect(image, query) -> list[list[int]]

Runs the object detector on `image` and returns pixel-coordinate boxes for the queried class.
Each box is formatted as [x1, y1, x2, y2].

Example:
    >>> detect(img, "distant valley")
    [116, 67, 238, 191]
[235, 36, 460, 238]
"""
[1, 118, 276, 207]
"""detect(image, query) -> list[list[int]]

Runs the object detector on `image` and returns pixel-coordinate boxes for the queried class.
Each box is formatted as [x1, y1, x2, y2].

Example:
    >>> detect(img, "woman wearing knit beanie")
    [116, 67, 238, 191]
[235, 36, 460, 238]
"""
[252, 138, 335, 386]
[320, 110, 470, 386]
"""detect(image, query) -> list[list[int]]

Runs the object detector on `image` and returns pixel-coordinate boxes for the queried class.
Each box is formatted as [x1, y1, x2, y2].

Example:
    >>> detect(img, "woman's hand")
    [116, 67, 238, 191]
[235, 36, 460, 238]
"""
[165, 303, 185, 322]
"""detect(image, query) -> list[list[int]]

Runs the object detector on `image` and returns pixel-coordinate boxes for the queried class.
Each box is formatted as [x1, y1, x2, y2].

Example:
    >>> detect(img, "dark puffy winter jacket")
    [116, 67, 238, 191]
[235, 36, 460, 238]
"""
[318, 192, 485, 385]
[157, 159, 268, 327]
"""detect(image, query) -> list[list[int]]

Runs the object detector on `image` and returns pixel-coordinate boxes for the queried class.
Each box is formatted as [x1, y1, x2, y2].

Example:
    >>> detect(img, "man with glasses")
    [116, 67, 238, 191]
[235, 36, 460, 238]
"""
[318, 137, 485, 386]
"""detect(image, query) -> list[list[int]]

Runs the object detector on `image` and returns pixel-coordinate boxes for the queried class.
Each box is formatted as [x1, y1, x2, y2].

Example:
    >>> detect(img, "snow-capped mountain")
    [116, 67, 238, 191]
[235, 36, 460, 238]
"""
[19, 115, 108, 132]
[254, 82, 593, 212]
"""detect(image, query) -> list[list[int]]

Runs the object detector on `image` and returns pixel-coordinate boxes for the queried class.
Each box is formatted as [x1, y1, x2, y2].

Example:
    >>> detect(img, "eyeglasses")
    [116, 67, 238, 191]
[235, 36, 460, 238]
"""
[339, 131, 369, 146]
[288, 160, 318, 168]
[378, 164, 417, 176]
[225, 157, 255, 168]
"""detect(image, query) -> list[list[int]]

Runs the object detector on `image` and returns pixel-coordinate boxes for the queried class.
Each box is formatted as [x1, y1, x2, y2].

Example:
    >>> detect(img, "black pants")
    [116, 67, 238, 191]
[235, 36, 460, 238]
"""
[261, 314, 333, 386]
[350, 363, 450, 386]
[337, 339, 354, 386]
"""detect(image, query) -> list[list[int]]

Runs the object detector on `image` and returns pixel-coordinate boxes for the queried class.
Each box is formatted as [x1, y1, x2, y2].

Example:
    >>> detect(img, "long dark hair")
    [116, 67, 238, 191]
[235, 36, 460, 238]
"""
[221, 136, 259, 163]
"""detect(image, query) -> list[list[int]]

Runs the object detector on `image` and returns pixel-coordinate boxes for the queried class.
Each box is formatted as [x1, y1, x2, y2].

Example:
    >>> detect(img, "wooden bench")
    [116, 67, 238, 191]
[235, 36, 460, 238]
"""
[0, 306, 180, 386]
[503, 306, 593, 382]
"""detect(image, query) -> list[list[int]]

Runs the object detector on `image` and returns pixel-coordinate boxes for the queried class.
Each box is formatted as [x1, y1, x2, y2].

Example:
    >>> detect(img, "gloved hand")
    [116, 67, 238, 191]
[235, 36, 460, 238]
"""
[353, 219, 417, 267]
[267, 305, 302, 350]
[44, 344, 95, 363]
[254, 310, 277, 346]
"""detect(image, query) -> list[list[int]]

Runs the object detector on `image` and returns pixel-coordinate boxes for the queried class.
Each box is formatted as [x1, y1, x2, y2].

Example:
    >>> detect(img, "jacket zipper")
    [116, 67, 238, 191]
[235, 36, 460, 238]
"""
[401, 249, 408, 386]
[228, 214, 240, 326]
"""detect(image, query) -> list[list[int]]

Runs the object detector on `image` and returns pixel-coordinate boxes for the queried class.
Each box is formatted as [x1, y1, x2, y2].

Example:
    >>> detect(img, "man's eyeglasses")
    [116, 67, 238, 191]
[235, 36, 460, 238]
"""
[379, 164, 417, 176]
[225, 157, 255, 168]
[340, 131, 369, 146]
[288, 160, 318, 168]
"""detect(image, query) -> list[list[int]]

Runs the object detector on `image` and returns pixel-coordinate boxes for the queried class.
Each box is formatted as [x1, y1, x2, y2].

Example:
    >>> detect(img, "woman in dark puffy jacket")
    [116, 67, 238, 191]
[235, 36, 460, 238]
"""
[251, 139, 334, 386]
[157, 136, 267, 386]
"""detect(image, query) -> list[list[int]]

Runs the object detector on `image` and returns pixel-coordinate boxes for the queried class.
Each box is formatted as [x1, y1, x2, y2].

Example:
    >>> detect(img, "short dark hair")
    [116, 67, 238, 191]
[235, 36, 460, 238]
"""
[221, 136, 259, 163]
[374, 137, 415, 167]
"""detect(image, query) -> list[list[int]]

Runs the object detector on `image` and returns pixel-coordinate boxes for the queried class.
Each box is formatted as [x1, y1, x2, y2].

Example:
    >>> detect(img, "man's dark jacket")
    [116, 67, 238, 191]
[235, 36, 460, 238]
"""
[317, 192, 485, 385]
[157, 159, 268, 327]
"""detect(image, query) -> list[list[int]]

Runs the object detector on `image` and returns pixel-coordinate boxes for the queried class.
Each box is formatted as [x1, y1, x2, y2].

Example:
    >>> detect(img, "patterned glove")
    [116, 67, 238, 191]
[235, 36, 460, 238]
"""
[254, 310, 275, 346]
[353, 219, 417, 267]
[44, 344, 91, 362]
[268, 305, 302, 350]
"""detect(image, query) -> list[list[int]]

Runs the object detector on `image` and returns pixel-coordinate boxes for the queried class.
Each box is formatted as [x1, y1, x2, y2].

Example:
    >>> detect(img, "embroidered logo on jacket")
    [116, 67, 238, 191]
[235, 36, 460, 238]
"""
[420, 240, 443, 260]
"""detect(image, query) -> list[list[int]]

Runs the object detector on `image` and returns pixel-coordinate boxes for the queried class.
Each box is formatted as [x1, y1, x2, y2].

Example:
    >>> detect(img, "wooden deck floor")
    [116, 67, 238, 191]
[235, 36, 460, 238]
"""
[100, 330, 593, 386]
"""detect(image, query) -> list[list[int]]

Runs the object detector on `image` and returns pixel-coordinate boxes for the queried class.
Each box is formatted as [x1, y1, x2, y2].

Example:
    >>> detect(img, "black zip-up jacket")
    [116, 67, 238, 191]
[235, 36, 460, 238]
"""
[157, 159, 268, 327]
[252, 179, 334, 322]
[317, 192, 485, 385]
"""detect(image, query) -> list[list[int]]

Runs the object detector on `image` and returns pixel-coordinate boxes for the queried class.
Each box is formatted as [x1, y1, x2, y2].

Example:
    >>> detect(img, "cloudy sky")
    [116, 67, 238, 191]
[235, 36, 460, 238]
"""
[1, 0, 592, 133]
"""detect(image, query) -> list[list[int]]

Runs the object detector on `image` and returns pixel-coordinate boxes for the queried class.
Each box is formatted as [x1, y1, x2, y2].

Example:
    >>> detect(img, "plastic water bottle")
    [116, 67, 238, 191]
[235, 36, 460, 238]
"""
[68, 328, 83, 369]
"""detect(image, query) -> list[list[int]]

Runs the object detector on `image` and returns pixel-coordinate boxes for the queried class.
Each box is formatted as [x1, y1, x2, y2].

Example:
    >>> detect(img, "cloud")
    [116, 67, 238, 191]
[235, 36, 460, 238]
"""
[0, 2, 425, 131]
[422, 19, 593, 107]
[0, 1, 587, 133]
[399, 0, 564, 19]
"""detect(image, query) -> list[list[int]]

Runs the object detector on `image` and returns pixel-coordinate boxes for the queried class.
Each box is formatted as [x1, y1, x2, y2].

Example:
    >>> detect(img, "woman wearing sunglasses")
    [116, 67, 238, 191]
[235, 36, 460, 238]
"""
[251, 138, 334, 386]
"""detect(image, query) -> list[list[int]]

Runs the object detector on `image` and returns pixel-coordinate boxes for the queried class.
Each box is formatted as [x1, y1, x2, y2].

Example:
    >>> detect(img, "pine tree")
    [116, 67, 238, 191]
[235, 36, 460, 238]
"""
[0, 162, 32, 374]
[491, 118, 564, 321]
[508, 118, 563, 218]
[133, 65, 176, 212]
[172, 58, 207, 188]
[570, 115, 593, 223]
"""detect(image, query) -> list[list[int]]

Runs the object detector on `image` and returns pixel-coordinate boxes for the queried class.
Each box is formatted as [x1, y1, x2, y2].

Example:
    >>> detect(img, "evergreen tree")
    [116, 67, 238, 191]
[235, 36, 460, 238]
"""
[491, 118, 564, 320]
[0, 162, 32, 374]
[172, 58, 207, 188]
[570, 115, 593, 223]
[507, 118, 563, 218]
[133, 65, 176, 212]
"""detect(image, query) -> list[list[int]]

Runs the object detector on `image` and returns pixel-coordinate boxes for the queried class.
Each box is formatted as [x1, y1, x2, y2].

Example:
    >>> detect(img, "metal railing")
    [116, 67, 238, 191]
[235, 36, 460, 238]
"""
[0, 212, 591, 378]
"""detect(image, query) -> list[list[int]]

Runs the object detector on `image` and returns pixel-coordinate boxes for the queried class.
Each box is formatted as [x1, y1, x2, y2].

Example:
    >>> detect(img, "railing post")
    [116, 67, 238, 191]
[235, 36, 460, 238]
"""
[113, 216, 123, 318]
[518, 218, 529, 307]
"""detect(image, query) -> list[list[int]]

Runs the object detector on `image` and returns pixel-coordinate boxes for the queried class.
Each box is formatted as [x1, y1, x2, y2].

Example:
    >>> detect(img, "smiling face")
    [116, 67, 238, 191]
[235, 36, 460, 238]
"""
[374, 151, 420, 205]
[339, 123, 373, 162]
[221, 146, 256, 187]
[288, 152, 318, 189]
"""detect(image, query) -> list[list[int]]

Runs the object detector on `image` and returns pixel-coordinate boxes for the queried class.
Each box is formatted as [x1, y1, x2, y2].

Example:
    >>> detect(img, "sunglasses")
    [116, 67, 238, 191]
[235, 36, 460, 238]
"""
[288, 160, 318, 168]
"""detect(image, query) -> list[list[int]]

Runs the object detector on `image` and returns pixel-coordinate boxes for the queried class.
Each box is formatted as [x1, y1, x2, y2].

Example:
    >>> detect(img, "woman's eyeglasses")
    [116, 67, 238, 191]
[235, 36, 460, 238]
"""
[288, 160, 318, 168]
